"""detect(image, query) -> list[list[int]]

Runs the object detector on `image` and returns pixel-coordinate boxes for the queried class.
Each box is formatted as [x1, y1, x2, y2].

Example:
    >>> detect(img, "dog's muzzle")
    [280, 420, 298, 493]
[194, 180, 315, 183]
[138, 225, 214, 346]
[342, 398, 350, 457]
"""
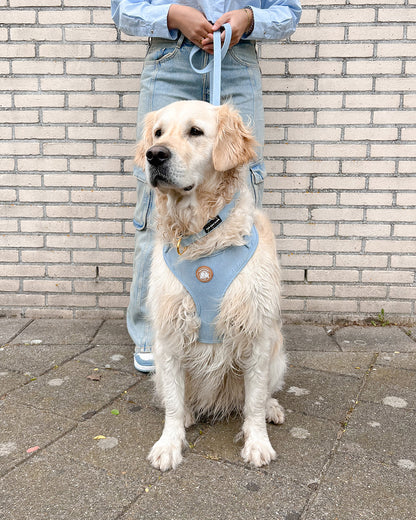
[146, 145, 194, 192]
[146, 145, 172, 188]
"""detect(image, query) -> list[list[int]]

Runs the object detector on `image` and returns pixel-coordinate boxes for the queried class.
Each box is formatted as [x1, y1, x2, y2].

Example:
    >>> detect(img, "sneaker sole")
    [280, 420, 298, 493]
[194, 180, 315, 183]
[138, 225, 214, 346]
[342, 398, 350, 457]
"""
[133, 355, 155, 373]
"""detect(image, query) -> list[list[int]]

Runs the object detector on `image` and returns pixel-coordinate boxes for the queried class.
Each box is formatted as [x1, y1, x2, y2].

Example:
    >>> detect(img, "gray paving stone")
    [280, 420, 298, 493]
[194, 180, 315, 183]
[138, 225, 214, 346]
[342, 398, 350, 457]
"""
[119, 370, 156, 407]
[376, 351, 416, 370]
[0, 399, 76, 475]
[0, 342, 92, 377]
[115, 375, 210, 445]
[0, 318, 31, 346]
[120, 454, 311, 520]
[11, 319, 102, 345]
[0, 451, 137, 520]
[92, 319, 134, 346]
[280, 367, 362, 422]
[407, 327, 416, 341]
[359, 365, 416, 410]
[283, 325, 340, 351]
[288, 351, 374, 378]
[2, 319, 415, 520]
[339, 401, 416, 467]
[10, 360, 139, 420]
[306, 454, 416, 520]
[47, 395, 164, 481]
[0, 368, 30, 396]
[335, 326, 416, 352]
[193, 411, 339, 484]
[189, 416, 243, 463]
[76, 343, 136, 374]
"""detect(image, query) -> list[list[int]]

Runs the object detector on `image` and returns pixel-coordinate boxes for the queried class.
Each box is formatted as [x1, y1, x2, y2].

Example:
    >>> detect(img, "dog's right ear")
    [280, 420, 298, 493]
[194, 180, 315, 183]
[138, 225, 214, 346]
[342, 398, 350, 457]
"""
[134, 111, 156, 170]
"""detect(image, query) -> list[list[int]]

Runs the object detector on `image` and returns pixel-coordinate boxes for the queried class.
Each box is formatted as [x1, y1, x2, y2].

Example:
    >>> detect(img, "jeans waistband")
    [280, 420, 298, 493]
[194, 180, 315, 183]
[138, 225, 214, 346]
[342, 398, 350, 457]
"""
[149, 34, 256, 49]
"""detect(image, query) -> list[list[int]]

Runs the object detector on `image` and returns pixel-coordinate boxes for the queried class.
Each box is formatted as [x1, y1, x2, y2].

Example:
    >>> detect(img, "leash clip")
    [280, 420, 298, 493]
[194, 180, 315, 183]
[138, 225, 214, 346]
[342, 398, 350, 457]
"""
[176, 236, 188, 256]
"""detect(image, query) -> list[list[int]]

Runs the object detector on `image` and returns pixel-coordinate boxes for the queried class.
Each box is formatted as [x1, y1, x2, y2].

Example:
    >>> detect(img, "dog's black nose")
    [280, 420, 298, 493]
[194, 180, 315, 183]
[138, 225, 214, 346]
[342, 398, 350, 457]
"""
[146, 145, 171, 167]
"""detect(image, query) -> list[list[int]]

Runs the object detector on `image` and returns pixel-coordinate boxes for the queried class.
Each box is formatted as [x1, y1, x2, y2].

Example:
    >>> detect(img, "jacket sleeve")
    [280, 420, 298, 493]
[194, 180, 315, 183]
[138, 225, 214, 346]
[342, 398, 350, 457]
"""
[246, 0, 302, 41]
[111, 0, 178, 40]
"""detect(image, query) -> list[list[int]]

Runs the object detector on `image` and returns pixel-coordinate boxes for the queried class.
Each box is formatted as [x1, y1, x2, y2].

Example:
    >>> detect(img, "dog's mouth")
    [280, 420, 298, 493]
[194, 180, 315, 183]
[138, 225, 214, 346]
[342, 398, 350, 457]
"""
[150, 170, 194, 193]
[150, 171, 170, 189]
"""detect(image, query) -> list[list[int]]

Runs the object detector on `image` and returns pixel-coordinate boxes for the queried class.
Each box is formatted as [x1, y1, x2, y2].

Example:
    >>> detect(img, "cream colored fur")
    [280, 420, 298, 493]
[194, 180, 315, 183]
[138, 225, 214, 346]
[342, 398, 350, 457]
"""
[135, 100, 286, 471]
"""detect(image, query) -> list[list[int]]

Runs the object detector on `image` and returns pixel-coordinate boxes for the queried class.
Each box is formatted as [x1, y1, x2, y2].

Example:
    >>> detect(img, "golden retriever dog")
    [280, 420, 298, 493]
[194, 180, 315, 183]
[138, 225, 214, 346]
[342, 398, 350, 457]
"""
[135, 100, 286, 471]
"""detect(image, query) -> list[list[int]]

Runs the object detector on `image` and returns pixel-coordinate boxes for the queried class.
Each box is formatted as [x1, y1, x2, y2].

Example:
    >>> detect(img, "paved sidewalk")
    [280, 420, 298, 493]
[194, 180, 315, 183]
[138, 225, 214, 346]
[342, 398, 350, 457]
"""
[0, 318, 415, 520]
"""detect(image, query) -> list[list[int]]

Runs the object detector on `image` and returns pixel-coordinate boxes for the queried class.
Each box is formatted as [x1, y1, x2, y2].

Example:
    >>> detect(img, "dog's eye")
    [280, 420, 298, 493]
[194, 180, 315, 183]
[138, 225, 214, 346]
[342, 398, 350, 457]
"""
[189, 127, 204, 137]
[154, 129, 162, 138]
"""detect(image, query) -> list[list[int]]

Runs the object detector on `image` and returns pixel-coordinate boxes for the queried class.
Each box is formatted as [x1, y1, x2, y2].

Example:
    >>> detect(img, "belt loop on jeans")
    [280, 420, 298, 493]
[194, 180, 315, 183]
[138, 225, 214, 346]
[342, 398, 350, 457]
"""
[148, 33, 185, 47]
[176, 33, 185, 48]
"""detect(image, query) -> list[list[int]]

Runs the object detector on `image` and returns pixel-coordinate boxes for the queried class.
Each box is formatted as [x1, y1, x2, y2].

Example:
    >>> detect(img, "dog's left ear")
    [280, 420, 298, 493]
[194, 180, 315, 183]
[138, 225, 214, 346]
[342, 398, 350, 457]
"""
[134, 111, 156, 170]
[212, 104, 258, 172]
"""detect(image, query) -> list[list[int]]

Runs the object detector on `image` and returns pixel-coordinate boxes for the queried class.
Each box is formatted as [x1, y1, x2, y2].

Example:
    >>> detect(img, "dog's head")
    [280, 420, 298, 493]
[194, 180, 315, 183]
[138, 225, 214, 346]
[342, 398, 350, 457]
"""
[135, 101, 257, 195]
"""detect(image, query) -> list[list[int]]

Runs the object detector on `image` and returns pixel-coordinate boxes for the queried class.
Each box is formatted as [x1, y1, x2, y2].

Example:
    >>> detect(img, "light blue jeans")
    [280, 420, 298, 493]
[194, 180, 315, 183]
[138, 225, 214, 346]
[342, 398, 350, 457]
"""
[127, 35, 266, 351]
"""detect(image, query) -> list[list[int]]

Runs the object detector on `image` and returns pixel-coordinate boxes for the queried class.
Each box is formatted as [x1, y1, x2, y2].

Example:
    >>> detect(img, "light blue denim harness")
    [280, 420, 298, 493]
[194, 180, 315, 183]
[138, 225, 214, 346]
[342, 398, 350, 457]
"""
[163, 223, 258, 344]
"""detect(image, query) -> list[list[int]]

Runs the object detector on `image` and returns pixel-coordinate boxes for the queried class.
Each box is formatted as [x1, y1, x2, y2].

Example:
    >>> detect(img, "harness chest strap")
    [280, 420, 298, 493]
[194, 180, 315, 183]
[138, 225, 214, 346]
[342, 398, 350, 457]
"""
[177, 190, 240, 255]
[164, 225, 259, 344]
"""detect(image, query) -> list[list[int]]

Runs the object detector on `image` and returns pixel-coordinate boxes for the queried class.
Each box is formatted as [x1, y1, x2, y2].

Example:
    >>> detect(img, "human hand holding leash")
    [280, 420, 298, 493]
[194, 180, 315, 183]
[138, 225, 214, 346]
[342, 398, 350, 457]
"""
[202, 8, 253, 53]
[167, 4, 214, 49]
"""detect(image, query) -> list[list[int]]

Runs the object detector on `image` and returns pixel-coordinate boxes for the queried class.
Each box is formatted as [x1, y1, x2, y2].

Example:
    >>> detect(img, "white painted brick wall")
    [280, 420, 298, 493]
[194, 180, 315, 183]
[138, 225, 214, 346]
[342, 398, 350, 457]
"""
[0, 0, 415, 324]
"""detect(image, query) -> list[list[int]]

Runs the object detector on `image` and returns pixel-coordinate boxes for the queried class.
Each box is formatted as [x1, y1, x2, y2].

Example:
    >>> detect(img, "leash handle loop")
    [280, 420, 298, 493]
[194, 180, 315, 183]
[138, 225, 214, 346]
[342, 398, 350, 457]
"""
[189, 23, 232, 106]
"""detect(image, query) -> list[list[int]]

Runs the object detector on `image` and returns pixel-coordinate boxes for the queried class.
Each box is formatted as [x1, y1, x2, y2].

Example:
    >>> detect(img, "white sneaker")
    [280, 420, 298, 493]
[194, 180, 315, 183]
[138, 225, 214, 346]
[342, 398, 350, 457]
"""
[133, 351, 154, 373]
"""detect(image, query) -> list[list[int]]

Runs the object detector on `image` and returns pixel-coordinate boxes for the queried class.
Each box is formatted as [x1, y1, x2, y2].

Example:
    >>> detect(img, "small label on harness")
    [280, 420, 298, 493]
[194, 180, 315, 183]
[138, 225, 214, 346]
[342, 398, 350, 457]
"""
[204, 216, 222, 234]
[196, 266, 214, 283]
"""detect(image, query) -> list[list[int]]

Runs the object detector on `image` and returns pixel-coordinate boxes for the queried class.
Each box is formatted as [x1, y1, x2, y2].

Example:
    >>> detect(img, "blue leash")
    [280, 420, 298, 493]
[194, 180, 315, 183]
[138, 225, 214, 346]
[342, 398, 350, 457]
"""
[189, 24, 232, 106]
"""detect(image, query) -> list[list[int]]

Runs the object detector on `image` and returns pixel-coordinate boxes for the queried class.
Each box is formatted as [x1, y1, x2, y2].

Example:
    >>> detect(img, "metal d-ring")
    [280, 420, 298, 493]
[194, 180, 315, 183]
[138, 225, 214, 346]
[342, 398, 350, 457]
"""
[176, 236, 188, 256]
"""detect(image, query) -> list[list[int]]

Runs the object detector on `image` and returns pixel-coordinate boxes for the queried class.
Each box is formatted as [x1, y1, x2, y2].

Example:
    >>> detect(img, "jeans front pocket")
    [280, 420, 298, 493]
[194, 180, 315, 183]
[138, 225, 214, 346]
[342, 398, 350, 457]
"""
[146, 42, 179, 64]
[228, 41, 259, 68]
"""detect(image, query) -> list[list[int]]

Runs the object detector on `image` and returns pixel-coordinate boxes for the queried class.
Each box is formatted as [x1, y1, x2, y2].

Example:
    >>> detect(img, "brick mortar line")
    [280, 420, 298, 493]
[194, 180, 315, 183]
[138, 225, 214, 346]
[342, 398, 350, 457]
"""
[1, 9, 416, 319]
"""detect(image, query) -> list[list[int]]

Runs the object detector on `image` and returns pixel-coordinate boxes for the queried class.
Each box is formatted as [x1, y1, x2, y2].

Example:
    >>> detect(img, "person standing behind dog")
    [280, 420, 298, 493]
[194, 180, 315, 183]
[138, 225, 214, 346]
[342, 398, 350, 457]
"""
[111, 1, 302, 372]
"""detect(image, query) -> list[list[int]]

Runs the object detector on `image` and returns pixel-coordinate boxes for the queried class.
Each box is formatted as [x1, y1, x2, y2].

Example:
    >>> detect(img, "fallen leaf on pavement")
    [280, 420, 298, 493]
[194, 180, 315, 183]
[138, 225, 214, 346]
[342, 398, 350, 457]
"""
[87, 374, 102, 382]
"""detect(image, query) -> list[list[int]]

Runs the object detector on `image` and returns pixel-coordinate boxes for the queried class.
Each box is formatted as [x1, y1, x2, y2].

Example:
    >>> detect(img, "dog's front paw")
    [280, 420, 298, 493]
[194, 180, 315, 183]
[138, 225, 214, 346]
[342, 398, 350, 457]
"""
[148, 438, 183, 471]
[266, 398, 285, 424]
[241, 436, 277, 467]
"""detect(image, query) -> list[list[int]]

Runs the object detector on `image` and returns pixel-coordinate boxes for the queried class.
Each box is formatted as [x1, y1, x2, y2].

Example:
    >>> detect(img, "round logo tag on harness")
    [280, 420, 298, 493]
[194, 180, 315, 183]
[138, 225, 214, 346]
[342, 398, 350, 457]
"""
[196, 266, 213, 283]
